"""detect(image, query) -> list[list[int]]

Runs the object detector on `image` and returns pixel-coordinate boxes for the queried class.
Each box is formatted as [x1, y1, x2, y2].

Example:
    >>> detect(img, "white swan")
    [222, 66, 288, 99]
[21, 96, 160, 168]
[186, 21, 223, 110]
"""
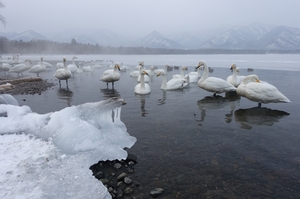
[134, 70, 151, 94]
[137, 61, 150, 82]
[196, 61, 236, 96]
[54, 57, 72, 88]
[156, 71, 188, 90]
[100, 62, 121, 89]
[8, 59, 32, 77]
[67, 56, 78, 77]
[236, 74, 291, 107]
[0, 56, 13, 75]
[226, 64, 245, 87]
[130, 61, 144, 77]
[76, 62, 83, 73]
[82, 61, 94, 72]
[154, 64, 169, 75]
[172, 66, 188, 79]
[29, 57, 47, 77]
[188, 66, 202, 83]
[37, 60, 53, 68]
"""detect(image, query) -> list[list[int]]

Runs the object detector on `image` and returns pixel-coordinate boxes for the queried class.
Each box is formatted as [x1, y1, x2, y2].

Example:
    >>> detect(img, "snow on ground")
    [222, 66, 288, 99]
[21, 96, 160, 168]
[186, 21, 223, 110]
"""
[0, 95, 136, 199]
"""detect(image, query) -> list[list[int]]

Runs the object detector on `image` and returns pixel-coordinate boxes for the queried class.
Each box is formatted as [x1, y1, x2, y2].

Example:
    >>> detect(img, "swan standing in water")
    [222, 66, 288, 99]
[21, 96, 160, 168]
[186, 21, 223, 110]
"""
[226, 64, 245, 87]
[134, 70, 151, 94]
[196, 61, 236, 96]
[236, 74, 291, 107]
[156, 70, 188, 90]
[100, 62, 121, 89]
[67, 56, 78, 77]
[54, 57, 72, 88]
[29, 57, 47, 77]
[137, 61, 150, 83]
[8, 59, 32, 77]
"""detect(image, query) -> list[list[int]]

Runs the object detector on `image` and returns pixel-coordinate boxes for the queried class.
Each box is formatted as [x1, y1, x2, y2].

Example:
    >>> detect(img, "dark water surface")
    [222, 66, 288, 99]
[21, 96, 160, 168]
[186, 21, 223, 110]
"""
[9, 55, 300, 198]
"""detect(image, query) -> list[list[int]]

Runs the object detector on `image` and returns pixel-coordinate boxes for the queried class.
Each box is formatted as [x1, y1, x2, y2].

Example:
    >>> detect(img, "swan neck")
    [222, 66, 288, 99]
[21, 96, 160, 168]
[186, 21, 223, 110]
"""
[199, 63, 208, 83]
[161, 74, 167, 89]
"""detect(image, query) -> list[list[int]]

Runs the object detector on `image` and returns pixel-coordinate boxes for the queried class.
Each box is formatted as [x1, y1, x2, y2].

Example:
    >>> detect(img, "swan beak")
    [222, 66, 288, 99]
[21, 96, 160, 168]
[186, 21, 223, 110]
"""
[156, 72, 161, 77]
[117, 65, 121, 71]
[256, 79, 260, 83]
[144, 71, 149, 75]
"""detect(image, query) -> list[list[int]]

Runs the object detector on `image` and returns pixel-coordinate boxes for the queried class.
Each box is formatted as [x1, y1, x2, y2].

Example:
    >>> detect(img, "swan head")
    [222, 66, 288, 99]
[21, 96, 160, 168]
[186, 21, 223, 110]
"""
[243, 74, 260, 84]
[156, 71, 165, 77]
[197, 61, 206, 69]
[230, 63, 236, 71]
[40, 57, 43, 61]
[141, 70, 149, 75]
[115, 63, 121, 71]
[138, 61, 144, 67]
[73, 56, 78, 60]
[63, 57, 66, 63]
[182, 66, 188, 71]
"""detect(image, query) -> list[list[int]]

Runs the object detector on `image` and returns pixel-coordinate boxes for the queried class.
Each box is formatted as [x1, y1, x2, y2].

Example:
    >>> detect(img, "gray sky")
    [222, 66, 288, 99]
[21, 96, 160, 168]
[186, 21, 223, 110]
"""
[1, 0, 300, 38]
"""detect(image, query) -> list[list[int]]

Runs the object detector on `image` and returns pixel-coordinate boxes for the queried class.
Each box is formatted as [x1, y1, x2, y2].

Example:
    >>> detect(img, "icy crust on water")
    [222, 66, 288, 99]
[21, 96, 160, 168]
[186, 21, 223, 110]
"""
[0, 97, 136, 199]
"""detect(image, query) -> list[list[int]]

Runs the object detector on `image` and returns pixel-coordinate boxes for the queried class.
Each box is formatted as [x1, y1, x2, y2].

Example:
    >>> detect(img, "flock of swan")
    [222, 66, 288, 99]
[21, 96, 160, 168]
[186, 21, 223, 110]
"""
[0, 55, 291, 107]
[122, 60, 291, 107]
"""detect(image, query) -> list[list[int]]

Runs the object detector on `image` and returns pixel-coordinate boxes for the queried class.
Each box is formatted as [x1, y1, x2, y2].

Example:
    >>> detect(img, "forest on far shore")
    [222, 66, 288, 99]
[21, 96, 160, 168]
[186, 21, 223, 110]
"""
[1, 37, 300, 55]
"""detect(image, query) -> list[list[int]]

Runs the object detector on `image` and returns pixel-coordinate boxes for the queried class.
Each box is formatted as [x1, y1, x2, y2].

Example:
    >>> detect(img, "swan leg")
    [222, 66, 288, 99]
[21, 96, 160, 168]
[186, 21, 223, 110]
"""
[258, 102, 262, 108]
[66, 79, 69, 89]
[112, 82, 114, 89]
[58, 80, 61, 88]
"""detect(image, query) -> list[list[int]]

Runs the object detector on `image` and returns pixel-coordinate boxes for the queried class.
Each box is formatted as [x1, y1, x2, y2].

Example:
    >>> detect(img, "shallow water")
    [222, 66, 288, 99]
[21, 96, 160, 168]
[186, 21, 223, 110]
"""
[6, 54, 300, 198]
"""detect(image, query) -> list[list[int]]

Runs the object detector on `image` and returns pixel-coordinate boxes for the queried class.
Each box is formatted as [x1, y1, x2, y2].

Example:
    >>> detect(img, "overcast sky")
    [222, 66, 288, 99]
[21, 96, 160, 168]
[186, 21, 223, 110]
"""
[1, 0, 300, 38]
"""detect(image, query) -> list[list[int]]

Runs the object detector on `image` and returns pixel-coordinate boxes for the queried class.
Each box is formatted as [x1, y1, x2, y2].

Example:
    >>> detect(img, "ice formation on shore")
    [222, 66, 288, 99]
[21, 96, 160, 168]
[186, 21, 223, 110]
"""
[0, 96, 136, 199]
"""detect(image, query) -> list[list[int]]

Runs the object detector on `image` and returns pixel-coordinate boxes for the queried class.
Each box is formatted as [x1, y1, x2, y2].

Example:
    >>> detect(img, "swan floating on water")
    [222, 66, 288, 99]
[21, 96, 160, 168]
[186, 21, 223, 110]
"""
[29, 57, 47, 77]
[67, 56, 78, 77]
[226, 64, 245, 87]
[134, 70, 151, 94]
[54, 57, 72, 88]
[100, 62, 121, 89]
[156, 70, 188, 90]
[236, 74, 291, 107]
[196, 61, 236, 96]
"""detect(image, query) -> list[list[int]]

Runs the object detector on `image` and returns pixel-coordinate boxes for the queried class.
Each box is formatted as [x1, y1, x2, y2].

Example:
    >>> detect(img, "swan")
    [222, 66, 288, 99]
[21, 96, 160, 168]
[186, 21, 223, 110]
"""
[156, 71, 188, 90]
[130, 61, 144, 77]
[226, 64, 245, 87]
[172, 66, 188, 79]
[0, 56, 13, 75]
[188, 66, 202, 83]
[76, 62, 83, 73]
[54, 57, 72, 88]
[134, 70, 151, 94]
[82, 61, 94, 72]
[67, 56, 78, 77]
[196, 61, 236, 96]
[154, 64, 169, 75]
[56, 62, 64, 69]
[137, 61, 150, 82]
[236, 74, 291, 107]
[37, 60, 53, 68]
[93, 60, 104, 69]
[8, 59, 32, 77]
[29, 57, 47, 77]
[100, 62, 121, 89]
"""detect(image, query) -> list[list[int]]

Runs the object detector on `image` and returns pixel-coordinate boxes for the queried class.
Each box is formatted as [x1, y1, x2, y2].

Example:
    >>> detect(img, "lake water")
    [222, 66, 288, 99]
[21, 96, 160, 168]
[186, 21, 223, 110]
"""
[7, 54, 300, 198]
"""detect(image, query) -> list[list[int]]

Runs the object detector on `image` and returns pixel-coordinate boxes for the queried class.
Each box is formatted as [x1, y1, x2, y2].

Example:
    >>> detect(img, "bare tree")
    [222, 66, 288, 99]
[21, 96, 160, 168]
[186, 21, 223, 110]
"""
[0, 2, 6, 26]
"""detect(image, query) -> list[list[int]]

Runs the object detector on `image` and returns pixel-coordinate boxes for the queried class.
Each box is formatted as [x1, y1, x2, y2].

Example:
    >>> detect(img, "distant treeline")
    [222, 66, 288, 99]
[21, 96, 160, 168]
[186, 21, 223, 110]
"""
[1, 37, 300, 55]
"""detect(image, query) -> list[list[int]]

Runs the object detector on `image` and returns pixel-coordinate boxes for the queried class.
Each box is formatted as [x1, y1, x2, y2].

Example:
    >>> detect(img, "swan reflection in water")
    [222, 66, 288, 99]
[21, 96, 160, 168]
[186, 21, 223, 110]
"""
[196, 91, 241, 124]
[157, 90, 167, 106]
[57, 88, 74, 107]
[234, 107, 290, 129]
[135, 93, 150, 117]
[100, 88, 121, 100]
